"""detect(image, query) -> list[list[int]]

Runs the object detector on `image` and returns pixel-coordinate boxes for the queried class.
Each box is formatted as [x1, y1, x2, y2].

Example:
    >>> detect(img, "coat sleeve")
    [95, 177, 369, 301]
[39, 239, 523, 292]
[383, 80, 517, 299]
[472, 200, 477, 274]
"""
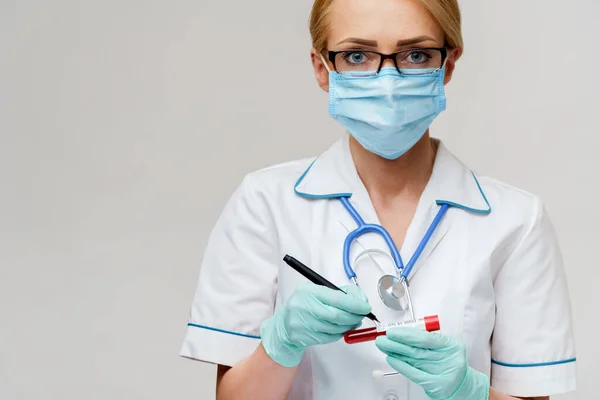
[490, 196, 577, 397]
[179, 173, 279, 367]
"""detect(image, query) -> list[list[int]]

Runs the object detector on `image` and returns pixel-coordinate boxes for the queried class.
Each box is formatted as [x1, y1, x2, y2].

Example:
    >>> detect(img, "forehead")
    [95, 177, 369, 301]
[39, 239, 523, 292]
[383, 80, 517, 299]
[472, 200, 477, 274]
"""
[328, 0, 444, 47]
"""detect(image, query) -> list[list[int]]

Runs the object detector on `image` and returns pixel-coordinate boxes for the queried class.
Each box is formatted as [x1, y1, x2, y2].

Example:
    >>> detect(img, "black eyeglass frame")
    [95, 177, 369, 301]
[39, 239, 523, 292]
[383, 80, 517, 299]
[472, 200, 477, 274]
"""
[326, 47, 448, 75]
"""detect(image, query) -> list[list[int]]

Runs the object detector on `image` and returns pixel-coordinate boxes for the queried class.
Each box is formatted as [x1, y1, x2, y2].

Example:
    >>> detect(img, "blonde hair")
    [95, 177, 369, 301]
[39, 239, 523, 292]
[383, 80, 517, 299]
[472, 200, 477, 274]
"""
[309, 0, 463, 54]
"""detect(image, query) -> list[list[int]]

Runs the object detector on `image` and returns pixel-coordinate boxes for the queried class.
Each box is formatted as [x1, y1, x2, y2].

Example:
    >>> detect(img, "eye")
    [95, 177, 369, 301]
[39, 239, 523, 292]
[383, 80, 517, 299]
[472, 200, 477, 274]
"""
[335, 51, 380, 74]
[406, 50, 431, 64]
[343, 51, 369, 64]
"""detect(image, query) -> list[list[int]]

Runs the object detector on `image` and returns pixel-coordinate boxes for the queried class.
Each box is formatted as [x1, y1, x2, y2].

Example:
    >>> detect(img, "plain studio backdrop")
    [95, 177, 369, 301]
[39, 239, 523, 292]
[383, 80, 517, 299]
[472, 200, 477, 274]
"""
[0, 0, 598, 399]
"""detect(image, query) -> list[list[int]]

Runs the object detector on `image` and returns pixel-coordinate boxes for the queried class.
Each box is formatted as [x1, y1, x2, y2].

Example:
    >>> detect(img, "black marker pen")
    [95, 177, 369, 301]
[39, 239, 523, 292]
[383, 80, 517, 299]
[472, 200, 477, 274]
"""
[283, 254, 379, 323]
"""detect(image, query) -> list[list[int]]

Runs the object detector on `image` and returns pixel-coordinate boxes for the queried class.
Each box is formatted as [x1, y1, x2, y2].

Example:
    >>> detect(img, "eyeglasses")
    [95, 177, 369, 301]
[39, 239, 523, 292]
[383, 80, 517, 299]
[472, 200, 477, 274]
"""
[326, 47, 447, 77]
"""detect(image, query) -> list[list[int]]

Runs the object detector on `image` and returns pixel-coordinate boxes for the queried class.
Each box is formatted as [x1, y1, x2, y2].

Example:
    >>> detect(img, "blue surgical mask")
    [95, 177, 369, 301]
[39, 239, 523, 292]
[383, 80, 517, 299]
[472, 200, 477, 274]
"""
[327, 66, 446, 160]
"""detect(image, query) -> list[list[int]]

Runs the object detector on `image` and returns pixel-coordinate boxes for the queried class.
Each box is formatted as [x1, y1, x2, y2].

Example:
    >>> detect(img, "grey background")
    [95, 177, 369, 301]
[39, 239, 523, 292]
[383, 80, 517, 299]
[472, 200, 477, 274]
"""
[0, 1, 597, 399]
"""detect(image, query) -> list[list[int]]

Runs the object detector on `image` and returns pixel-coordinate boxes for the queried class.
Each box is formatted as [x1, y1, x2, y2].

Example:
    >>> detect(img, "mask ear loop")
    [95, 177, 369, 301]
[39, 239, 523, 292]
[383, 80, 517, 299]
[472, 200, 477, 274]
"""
[319, 53, 332, 73]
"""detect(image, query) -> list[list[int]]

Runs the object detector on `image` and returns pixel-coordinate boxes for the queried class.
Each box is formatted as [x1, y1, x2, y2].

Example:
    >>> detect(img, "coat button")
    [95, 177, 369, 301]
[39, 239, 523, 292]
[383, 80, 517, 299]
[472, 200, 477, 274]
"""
[383, 391, 399, 400]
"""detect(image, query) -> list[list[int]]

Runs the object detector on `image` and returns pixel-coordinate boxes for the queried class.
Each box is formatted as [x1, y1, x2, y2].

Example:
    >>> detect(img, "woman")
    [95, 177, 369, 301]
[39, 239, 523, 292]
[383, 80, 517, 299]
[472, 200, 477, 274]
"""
[180, 0, 576, 399]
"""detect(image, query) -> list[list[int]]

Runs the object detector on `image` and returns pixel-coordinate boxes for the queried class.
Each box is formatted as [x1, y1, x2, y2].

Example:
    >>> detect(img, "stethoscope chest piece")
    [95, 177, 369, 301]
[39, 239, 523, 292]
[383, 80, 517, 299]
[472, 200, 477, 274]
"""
[377, 275, 408, 311]
[340, 197, 448, 320]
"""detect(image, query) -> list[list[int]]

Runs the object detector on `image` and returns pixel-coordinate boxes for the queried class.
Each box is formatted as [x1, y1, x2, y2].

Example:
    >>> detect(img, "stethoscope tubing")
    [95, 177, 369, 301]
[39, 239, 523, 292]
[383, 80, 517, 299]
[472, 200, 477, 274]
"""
[340, 196, 449, 286]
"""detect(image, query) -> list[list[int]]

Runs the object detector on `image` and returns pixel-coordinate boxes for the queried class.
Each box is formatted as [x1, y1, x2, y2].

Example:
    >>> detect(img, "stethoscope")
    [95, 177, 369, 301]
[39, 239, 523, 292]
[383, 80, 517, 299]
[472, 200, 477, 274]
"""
[340, 197, 449, 321]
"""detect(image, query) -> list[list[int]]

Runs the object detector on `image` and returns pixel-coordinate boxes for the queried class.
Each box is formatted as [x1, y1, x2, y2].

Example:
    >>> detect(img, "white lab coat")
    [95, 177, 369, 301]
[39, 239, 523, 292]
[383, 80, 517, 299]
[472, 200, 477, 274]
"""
[180, 136, 576, 399]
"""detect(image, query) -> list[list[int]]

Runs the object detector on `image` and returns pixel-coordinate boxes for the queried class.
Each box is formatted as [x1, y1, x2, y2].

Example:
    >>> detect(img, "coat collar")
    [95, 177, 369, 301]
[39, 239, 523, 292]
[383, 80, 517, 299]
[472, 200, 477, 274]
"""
[294, 134, 491, 214]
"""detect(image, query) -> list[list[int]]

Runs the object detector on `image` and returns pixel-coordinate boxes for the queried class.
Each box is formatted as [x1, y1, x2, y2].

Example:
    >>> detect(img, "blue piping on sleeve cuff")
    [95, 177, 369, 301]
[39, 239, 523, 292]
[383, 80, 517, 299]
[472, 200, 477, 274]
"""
[187, 323, 261, 340]
[491, 357, 576, 368]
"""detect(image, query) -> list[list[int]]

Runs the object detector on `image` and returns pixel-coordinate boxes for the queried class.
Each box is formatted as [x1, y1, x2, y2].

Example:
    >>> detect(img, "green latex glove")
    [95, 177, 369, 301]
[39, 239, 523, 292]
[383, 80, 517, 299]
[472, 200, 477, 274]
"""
[260, 283, 371, 367]
[376, 328, 490, 400]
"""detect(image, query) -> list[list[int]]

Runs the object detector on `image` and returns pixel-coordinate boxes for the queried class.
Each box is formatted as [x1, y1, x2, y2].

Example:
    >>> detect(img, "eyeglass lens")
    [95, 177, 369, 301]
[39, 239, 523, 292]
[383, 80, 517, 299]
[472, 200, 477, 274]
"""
[335, 49, 443, 76]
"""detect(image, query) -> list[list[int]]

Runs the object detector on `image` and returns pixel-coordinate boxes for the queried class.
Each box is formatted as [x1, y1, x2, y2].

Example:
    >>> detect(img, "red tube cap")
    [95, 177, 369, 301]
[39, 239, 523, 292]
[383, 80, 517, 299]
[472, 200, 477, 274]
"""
[424, 315, 440, 332]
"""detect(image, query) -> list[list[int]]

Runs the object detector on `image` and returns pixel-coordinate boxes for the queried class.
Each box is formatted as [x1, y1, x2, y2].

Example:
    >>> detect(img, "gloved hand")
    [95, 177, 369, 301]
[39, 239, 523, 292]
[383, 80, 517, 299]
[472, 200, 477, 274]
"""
[260, 283, 371, 367]
[375, 328, 490, 400]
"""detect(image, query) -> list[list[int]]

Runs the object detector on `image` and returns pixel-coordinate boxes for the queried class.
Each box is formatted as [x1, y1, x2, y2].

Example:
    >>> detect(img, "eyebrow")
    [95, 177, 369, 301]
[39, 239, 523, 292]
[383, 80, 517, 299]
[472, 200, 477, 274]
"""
[396, 36, 436, 47]
[335, 35, 437, 49]
[336, 37, 378, 48]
